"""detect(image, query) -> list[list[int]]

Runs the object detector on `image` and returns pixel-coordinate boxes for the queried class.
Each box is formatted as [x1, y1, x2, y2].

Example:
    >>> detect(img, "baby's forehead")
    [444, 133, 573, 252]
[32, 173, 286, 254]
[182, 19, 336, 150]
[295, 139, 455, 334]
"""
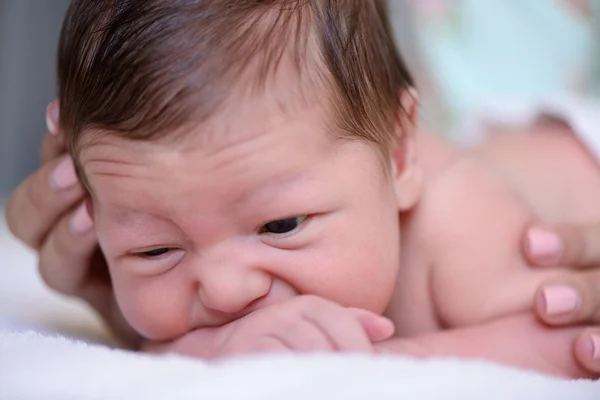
[159, 78, 336, 152]
[79, 116, 349, 220]
[79, 91, 336, 178]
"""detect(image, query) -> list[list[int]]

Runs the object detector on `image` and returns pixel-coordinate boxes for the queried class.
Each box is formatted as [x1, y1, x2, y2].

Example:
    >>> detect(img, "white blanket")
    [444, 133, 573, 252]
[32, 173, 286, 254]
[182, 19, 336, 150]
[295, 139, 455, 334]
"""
[1, 211, 599, 399]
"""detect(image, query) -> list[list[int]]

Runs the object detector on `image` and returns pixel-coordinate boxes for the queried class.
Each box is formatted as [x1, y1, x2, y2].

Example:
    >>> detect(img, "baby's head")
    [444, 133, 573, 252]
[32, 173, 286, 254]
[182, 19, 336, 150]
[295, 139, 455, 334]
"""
[58, 0, 422, 340]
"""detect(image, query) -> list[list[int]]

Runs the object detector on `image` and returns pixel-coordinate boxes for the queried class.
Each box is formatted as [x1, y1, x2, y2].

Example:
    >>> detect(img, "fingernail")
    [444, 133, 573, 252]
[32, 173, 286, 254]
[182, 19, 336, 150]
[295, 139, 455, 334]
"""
[526, 227, 564, 265]
[591, 335, 600, 360]
[50, 157, 78, 190]
[70, 202, 94, 234]
[542, 285, 581, 315]
[46, 100, 59, 135]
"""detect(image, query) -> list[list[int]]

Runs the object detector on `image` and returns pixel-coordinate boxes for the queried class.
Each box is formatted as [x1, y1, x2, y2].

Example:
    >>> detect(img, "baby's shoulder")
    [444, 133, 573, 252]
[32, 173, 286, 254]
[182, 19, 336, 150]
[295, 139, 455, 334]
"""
[416, 156, 543, 328]
[419, 154, 534, 255]
[409, 127, 600, 330]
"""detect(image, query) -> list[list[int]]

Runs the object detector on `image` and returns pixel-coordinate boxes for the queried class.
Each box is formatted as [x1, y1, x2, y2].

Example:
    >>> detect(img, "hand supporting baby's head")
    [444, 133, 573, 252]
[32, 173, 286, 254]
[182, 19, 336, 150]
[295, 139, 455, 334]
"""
[56, 0, 422, 340]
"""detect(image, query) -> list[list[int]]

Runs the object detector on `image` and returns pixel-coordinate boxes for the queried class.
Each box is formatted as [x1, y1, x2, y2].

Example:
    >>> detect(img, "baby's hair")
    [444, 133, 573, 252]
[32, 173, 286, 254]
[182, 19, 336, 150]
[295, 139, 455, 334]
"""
[58, 0, 414, 167]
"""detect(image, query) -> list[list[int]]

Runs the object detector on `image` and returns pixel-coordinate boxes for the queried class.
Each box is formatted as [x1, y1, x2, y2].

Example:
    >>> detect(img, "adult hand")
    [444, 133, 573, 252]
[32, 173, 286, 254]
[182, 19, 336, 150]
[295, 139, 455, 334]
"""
[4, 100, 138, 347]
[524, 224, 600, 373]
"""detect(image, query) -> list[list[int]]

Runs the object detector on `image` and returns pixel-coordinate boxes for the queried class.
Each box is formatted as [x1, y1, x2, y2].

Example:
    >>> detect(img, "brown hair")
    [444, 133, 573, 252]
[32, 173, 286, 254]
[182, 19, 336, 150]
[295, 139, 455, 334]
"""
[58, 0, 414, 168]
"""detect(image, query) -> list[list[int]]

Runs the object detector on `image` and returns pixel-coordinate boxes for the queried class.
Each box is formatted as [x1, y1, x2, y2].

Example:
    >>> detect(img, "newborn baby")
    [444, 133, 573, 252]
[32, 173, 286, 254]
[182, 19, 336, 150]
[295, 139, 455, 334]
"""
[55, 0, 600, 377]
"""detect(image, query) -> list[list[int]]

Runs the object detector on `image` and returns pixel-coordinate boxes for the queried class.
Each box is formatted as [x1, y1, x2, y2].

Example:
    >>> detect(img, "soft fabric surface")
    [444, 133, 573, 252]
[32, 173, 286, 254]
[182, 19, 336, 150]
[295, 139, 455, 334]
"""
[1, 209, 599, 399]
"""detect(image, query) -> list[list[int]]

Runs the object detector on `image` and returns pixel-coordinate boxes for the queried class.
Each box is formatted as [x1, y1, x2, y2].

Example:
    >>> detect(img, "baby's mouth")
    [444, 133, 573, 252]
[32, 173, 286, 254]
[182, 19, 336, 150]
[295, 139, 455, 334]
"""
[243, 279, 299, 315]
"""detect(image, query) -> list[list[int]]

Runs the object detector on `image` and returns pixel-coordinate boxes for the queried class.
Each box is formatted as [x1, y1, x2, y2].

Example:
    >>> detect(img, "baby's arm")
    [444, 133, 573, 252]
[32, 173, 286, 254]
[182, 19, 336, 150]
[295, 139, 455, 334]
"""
[146, 308, 593, 379]
[375, 314, 593, 379]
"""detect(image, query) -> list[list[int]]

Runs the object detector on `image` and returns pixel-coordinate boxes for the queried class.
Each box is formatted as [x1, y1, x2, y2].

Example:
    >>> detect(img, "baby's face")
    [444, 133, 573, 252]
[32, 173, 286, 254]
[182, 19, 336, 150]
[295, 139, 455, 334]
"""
[81, 96, 403, 341]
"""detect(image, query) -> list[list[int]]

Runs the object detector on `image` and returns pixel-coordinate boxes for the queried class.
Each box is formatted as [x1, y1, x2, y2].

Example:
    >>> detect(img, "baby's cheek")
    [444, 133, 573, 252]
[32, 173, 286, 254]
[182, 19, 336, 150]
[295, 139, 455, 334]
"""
[355, 241, 399, 312]
[349, 221, 400, 311]
[310, 240, 398, 314]
[301, 214, 400, 312]
[112, 274, 192, 341]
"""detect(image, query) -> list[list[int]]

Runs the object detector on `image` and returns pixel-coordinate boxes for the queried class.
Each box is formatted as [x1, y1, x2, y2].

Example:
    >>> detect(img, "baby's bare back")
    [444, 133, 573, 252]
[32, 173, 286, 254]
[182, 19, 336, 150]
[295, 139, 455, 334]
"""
[405, 124, 600, 333]
[474, 122, 600, 224]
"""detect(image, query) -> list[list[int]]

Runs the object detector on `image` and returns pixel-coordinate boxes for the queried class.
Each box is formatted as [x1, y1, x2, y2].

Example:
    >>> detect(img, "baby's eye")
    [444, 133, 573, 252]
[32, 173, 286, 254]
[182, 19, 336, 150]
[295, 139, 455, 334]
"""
[260, 216, 307, 235]
[138, 248, 173, 258]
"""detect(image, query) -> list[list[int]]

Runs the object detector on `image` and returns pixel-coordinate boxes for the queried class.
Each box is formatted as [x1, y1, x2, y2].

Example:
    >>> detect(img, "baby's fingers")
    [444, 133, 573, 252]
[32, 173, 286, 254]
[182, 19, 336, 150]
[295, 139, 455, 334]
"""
[274, 319, 336, 353]
[304, 309, 372, 353]
[347, 308, 395, 342]
[303, 304, 394, 352]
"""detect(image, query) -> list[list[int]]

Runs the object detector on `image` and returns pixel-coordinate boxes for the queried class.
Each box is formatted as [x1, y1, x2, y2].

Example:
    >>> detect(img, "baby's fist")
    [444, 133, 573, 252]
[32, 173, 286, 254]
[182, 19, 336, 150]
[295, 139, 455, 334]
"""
[214, 295, 395, 356]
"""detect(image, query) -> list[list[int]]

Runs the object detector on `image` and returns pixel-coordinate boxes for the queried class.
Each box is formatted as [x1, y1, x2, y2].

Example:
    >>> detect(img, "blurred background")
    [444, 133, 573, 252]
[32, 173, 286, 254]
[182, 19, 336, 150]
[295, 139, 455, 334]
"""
[0, 0, 69, 197]
[0, 0, 597, 197]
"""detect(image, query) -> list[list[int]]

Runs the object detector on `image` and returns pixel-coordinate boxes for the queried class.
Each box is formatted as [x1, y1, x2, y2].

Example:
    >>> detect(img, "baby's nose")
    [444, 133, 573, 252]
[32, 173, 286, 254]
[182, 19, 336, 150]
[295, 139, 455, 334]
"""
[197, 263, 272, 315]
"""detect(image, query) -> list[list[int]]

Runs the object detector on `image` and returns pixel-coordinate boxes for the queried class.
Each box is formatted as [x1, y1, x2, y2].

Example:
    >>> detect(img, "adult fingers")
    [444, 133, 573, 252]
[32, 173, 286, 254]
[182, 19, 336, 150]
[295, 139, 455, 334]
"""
[5, 155, 84, 250]
[37, 201, 97, 296]
[40, 100, 65, 163]
[574, 328, 600, 374]
[534, 270, 600, 326]
[525, 224, 600, 268]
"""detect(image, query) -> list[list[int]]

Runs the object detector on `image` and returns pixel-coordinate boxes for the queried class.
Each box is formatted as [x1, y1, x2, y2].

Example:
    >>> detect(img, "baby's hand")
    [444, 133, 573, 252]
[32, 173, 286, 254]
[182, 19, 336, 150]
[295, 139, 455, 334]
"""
[216, 296, 394, 356]
[144, 296, 394, 358]
[213, 295, 395, 357]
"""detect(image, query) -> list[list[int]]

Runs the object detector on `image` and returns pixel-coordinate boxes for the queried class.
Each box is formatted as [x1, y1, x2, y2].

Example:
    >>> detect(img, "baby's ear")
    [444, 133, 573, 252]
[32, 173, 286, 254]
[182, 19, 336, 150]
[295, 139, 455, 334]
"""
[400, 88, 419, 128]
[85, 196, 95, 222]
[391, 88, 422, 211]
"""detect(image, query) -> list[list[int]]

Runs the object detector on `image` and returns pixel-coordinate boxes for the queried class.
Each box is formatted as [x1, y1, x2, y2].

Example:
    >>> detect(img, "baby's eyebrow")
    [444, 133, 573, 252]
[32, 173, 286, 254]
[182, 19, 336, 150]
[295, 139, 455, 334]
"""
[109, 205, 166, 225]
[85, 158, 154, 181]
[235, 172, 313, 206]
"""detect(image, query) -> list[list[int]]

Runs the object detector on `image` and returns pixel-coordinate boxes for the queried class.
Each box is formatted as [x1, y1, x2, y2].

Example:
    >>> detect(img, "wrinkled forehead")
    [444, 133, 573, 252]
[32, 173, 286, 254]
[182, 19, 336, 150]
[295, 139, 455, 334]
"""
[76, 105, 359, 229]
[77, 82, 341, 196]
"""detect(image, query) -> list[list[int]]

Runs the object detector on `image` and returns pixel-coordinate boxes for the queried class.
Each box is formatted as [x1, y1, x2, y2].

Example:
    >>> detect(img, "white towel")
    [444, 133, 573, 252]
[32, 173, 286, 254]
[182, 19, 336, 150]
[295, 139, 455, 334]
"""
[2, 328, 599, 400]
